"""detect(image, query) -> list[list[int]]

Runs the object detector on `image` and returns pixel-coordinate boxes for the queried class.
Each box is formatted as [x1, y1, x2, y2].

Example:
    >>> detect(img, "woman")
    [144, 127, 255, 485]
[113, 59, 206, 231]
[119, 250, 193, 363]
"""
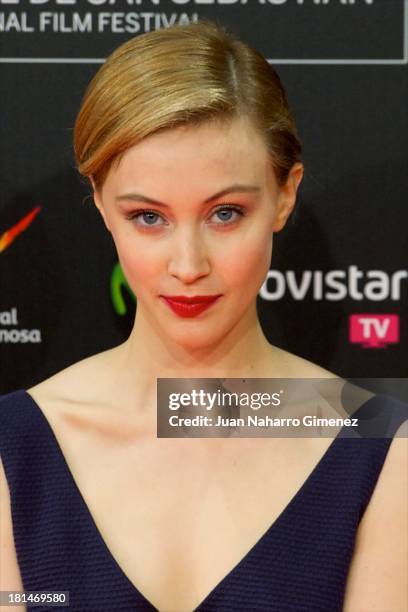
[0, 20, 407, 612]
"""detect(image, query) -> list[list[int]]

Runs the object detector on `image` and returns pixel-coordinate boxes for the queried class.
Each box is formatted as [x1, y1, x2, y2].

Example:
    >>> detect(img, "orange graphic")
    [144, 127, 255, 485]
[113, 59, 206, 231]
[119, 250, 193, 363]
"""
[0, 205, 41, 253]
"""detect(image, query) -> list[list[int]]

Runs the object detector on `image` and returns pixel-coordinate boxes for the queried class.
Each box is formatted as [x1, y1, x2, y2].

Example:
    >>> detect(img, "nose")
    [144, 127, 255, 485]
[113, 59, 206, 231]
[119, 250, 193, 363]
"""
[167, 227, 211, 284]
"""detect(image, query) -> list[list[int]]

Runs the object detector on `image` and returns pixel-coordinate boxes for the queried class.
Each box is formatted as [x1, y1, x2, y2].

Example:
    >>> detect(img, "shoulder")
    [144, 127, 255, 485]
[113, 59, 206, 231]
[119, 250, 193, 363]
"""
[266, 346, 381, 418]
[343, 418, 408, 611]
[24, 344, 137, 442]
[26, 344, 123, 410]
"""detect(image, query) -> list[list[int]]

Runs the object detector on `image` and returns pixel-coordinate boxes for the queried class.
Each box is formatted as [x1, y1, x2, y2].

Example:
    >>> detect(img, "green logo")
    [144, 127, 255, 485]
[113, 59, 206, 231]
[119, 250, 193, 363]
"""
[111, 262, 136, 315]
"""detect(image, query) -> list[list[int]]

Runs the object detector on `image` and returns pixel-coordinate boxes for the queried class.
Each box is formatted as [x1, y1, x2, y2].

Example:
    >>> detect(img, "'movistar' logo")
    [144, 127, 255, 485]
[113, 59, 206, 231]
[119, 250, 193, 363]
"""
[349, 314, 400, 348]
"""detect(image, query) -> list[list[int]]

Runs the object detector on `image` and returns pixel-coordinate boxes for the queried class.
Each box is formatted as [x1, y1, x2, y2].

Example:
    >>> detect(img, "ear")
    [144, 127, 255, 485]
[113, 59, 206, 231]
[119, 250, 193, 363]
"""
[89, 175, 111, 232]
[272, 163, 304, 232]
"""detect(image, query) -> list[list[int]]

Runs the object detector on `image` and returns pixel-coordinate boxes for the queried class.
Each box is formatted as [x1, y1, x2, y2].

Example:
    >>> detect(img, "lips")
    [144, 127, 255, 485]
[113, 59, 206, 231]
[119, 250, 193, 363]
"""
[160, 295, 222, 318]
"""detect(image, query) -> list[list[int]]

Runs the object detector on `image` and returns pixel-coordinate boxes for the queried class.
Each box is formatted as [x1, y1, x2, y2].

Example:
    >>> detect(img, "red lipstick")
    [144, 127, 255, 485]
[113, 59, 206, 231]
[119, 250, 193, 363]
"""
[160, 295, 222, 318]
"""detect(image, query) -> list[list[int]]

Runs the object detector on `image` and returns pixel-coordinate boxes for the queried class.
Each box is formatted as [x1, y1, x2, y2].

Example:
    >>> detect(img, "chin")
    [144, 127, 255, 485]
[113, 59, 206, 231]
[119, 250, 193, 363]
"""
[165, 322, 230, 352]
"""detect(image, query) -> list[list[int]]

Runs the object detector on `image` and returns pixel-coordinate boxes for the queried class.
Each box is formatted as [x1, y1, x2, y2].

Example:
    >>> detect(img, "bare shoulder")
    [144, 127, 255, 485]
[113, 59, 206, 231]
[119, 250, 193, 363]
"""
[26, 344, 123, 409]
[24, 343, 139, 443]
[343, 419, 408, 612]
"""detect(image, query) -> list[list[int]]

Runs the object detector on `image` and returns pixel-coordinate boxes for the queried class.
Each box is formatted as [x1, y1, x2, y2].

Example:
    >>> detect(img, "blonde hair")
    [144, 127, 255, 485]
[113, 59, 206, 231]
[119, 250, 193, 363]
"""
[73, 19, 302, 190]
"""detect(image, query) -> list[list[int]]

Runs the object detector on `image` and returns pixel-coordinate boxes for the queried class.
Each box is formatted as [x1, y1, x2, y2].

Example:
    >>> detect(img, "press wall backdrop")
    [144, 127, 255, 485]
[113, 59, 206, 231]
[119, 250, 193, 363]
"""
[0, 0, 407, 393]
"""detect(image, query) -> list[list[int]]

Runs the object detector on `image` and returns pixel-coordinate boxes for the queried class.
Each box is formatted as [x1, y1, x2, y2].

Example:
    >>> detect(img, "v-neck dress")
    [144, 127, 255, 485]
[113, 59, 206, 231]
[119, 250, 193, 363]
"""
[0, 389, 407, 612]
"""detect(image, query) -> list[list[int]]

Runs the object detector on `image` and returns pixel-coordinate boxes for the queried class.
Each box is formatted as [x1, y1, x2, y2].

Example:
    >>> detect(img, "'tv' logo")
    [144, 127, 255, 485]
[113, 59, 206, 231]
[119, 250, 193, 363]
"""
[349, 314, 400, 348]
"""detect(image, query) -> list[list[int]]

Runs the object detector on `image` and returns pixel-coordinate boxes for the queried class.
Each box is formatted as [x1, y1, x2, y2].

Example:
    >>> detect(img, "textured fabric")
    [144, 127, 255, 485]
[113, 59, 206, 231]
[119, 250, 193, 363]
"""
[0, 389, 407, 612]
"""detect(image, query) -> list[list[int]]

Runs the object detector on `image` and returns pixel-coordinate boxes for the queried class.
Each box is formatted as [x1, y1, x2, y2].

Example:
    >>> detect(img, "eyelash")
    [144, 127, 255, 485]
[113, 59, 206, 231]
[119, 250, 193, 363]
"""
[126, 204, 246, 229]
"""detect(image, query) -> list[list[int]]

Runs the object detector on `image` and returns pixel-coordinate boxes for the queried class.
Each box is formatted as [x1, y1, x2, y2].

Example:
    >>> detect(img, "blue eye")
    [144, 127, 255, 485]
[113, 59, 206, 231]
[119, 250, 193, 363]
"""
[130, 211, 165, 227]
[211, 205, 244, 224]
[216, 209, 234, 221]
[141, 211, 162, 225]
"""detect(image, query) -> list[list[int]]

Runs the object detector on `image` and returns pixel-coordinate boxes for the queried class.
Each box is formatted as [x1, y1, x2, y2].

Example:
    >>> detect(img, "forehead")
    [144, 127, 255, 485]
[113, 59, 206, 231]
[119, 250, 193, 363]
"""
[105, 117, 273, 196]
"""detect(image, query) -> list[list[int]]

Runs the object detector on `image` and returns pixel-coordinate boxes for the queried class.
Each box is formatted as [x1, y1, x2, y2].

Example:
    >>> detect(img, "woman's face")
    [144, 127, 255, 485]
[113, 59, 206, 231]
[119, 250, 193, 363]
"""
[92, 116, 302, 349]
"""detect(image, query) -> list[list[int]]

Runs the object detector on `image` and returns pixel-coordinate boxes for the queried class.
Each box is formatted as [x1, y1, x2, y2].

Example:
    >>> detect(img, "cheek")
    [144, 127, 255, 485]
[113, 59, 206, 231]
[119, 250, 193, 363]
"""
[217, 229, 272, 290]
[111, 232, 162, 296]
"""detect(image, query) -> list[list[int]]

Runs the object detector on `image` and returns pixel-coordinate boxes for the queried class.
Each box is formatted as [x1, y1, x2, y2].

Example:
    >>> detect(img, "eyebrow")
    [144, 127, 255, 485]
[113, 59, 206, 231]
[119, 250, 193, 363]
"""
[115, 184, 261, 208]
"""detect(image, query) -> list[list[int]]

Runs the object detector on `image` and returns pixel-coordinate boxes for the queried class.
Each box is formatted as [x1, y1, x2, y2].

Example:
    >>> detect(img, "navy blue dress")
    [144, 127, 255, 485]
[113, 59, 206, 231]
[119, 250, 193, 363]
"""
[0, 389, 406, 611]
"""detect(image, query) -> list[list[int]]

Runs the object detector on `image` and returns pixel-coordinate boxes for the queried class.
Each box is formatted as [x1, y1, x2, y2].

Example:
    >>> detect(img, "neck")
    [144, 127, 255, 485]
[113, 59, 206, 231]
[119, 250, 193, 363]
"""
[115, 301, 274, 405]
